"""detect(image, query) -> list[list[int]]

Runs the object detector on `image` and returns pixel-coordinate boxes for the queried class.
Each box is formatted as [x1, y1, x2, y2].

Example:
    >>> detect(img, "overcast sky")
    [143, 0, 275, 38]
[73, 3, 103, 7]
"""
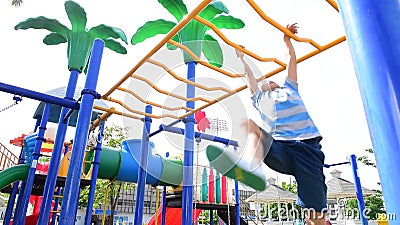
[0, 0, 380, 190]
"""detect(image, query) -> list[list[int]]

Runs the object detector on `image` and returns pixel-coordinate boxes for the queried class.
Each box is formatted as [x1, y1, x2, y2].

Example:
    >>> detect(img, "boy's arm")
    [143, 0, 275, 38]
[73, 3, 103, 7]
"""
[284, 23, 298, 82]
[236, 46, 259, 95]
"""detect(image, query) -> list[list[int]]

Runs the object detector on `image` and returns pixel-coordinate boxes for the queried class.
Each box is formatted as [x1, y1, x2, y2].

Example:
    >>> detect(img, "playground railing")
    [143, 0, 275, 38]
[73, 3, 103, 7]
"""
[239, 198, 265, 225]
[0, 142, 19, 170]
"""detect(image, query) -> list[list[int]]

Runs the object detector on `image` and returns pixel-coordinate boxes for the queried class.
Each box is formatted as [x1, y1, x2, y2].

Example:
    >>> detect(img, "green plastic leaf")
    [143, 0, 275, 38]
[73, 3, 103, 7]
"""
[89, 25, 127, 44]
[14, 16, 69, 39]
[131, 19, 176, 45]
[180, 21, 207, 63]
[167, 35, 180, 50]
[104, 38, 128, 54]
[158, 0, 188, 22]
[202, 34, 223, 68]
[211, 15, 245, 29]
[65, 0, 87, 32]
[199, 1, 229, 20]
[43, 33, 67, 45]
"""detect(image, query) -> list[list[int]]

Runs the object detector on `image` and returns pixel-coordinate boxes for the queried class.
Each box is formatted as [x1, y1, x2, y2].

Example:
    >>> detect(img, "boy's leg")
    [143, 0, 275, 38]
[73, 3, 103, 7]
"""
[243, 119, 272, 164]
[292, 140, 327, 225]
[206, 120, 270, 191]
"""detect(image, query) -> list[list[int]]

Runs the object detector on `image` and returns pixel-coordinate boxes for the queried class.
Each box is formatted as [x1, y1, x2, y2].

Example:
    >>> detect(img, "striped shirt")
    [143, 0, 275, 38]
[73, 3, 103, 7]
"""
[252, 77, 321, 140]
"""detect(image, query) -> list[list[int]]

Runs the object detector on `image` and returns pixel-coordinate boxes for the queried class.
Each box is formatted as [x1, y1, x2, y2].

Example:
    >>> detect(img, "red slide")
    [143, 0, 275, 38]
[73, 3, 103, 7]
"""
[148, 207, 202, 225]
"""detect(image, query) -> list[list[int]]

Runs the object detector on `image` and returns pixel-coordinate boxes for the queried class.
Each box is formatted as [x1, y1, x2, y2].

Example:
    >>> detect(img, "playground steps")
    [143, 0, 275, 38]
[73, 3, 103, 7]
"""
[0, 174, 91, 195]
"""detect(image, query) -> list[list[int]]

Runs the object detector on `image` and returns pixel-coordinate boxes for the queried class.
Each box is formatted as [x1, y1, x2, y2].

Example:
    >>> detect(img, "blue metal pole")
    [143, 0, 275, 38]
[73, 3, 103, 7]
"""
[210, 210, 214, 225]
[50, 145, 69, 225]
[182, 61, 196, 225]
[161, 152, 169, 225]
[37, 69, 80, 225]
[133, 105, 153, 225]
[234, 146, 240, 225]
[84, 122, 105, 225]
[3, 149, 26, 225]
[349, 155, 368, 225]
[0, 82, 79, 110]
[58, 39, 104, 225]
[13, 181, 26, 221]
[14, 103, 50, 225]
[337, 0, 400, 219]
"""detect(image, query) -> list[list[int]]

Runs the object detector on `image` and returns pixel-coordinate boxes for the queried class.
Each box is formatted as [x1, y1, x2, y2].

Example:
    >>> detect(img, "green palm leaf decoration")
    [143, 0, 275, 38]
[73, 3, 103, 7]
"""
[131, 0, 245, 67]
[15, 1, 128, 73]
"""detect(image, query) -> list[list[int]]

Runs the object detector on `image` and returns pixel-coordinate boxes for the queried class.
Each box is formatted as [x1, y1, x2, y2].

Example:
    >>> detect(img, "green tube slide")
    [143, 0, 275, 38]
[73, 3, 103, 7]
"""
[0, 164, 30, 190]
[92, 139, 184, 187]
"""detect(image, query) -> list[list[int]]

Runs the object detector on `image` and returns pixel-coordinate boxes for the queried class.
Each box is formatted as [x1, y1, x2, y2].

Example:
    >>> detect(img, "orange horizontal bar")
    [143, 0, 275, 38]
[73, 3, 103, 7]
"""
[246, 0, 322, 50]
[130, 74, 213, 103]
[167, 40, 244, 78]
[117, 87, 194, 112]
[103, 0, 212, 99]
[90, 107, 115, 131]
[106, 97, 181, 120]
[146, 59, 234, 93]
[94, 105, 141, 120]
[194, 16, 286, 67]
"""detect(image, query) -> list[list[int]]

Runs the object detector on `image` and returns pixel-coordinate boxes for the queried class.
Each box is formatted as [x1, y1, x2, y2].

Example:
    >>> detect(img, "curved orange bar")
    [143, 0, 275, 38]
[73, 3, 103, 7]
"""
[117, 87, 194, 112]
[146, 59, 234, 93]
[130, 74, 213, 103]
[93, 105, 141, 120]
[246, 0, 322, 49]
[194, 16, 286, 67]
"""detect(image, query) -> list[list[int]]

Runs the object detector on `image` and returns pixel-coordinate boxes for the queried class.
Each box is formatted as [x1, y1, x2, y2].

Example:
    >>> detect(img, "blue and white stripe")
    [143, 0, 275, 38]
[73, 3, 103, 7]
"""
[252, 77, 321, 140]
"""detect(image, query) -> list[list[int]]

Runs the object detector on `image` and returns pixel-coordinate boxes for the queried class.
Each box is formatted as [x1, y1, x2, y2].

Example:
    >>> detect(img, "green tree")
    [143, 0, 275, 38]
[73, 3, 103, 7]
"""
[281, 181, 298, 194]
[131, 0, 244, 67]
[15, 0, 127, 73]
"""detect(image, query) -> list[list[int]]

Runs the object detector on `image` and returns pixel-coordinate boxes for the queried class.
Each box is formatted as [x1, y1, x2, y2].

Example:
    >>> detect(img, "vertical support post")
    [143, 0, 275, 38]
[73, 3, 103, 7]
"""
[349, 155, 368, 225]
[50, 145, 69, 225]
[58, 39, 104, 225]
[161, 152, 169, 225]
[182, 61, 196, 225]
[38, 71, 80, 224]
[84, 122, 105, 225]
[3, 149, 26, 225]
[210, 209, 214, 225]
[234, 146, 240, 225]
[133, 105, 153, 225]
[13, 182, 26, 221]
[337, 0, 400, 219]
[15, 103, 50, 225]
